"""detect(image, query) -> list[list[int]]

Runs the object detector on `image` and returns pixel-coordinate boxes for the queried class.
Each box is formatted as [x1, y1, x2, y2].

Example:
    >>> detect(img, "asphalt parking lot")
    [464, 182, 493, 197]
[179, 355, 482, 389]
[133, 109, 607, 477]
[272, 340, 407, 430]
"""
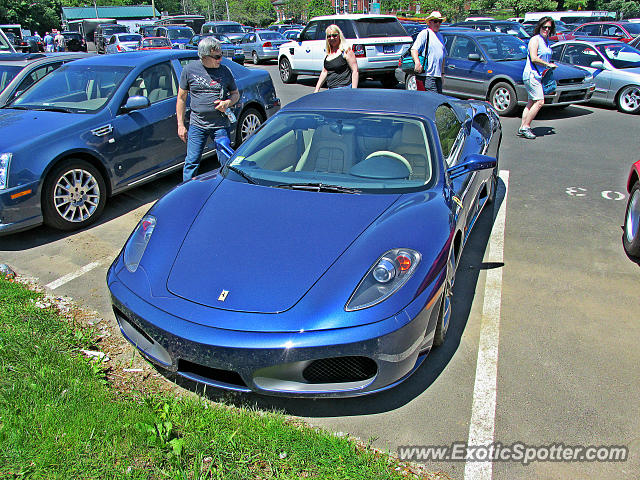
[1, 61, 638, 480]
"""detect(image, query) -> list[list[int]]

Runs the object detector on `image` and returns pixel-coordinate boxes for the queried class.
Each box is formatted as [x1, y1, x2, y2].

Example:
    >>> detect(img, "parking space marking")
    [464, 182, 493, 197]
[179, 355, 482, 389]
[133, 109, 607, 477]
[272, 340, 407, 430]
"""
[45, 251, 119, 290]
[464, 170, 509, 480]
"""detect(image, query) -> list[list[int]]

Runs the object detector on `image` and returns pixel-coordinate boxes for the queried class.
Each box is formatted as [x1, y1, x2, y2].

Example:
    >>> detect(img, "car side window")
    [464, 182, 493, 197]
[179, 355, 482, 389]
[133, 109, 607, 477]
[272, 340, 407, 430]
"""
[579, 24, 601, 36]
[603, 25, 625, 38]
[449, 37, 481, 60]
[315, 21, 331, 40]
[551, 45, 564, 61]
[563, 44, 601, 67]
[127, 62, 177, 104]
[16, 63, 60, 95]
[300, 22, 318, 42]
[334, 20, 356, 38]
[443, 34, 455, 53]
[435, 104, 463, 166]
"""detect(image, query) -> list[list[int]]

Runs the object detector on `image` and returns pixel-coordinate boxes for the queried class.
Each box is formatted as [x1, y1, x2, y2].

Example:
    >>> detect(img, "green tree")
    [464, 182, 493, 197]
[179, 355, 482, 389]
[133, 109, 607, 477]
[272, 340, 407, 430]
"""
[416, 0, 468, 21]
[283, 0, 307, 22]
[307, 0, 333, 18]
[229, 0, 276, 26]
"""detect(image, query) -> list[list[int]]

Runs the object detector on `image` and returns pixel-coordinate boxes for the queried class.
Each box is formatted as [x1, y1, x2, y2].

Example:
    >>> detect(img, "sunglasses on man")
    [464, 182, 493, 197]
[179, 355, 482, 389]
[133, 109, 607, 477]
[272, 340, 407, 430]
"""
[207, 54, 223, 60]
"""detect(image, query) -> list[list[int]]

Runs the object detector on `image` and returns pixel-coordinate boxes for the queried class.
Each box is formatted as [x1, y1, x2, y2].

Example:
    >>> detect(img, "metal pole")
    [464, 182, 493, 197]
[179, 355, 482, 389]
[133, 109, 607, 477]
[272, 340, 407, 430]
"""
[94, 0, 98, 19]
[225, 0, 230, 21]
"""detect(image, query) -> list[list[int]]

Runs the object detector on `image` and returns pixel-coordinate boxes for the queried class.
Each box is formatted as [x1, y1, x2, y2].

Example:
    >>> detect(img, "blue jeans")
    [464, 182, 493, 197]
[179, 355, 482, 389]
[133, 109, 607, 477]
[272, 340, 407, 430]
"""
[183, 124, 229, 182]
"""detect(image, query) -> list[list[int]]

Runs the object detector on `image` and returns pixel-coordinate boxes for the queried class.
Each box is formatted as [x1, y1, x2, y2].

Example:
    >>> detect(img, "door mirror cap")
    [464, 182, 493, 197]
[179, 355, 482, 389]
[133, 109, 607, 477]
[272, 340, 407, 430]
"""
[590, 60, 605, 69]
[123, 95, 150, 112]
[447, 153, 497, 180]
[468, 53, 481, 61]
[215, 136, 235, 165]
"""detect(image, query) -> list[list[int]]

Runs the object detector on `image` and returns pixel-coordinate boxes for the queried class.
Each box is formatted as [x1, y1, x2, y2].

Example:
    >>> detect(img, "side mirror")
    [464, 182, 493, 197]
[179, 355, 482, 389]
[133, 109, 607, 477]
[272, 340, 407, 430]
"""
[447, 153, 497, 180]
[590, 60, 605, 69]
[122, 95, 150, 112]
[468, 53, 481, 61]
[215, 136, 235, 165]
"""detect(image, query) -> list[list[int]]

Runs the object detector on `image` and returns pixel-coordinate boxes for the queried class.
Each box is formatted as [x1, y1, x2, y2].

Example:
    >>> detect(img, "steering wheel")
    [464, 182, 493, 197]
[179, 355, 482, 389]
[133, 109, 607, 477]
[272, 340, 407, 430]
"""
[365, 151, 413, 176]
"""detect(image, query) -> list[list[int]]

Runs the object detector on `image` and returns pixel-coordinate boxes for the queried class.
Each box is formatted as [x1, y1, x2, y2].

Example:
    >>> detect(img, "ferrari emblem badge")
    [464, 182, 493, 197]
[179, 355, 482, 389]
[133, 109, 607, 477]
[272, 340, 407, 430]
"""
[218, 290, 229, 301]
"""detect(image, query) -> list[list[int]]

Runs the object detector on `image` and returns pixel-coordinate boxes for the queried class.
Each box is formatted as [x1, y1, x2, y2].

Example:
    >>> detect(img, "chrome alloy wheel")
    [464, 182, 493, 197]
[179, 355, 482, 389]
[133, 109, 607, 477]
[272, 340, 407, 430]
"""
[53, 168, 101, 223]
[492, 86, 512, 112]
[405, 74, 417, 91]
[618, 85, 640, 113]
[240, 111, 262, 141]
[625, 187, 640, 244]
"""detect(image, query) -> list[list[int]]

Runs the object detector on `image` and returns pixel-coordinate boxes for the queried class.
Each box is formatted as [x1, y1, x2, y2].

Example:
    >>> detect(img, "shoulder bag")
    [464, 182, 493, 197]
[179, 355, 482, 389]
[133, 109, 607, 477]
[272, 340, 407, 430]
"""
[401, 29, 430, 73]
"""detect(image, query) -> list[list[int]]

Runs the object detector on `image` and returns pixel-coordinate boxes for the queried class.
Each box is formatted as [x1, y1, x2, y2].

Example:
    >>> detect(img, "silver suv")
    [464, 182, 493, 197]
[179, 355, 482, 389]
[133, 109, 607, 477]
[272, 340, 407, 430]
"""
[278, 14, 412, 88]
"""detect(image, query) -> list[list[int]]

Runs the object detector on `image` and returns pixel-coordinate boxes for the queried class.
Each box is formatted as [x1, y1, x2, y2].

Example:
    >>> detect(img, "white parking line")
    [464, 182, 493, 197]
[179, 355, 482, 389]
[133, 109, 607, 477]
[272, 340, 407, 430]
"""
[464, 170, 510, 480]
[45, 251, 119, 290]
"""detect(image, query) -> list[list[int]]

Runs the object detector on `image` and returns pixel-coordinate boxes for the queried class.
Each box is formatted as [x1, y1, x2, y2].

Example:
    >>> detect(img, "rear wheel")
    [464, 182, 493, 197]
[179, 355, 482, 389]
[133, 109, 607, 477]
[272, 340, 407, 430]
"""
[236, 107, 265, 145]
[616, 85, 640, 114]
[252, 51, 261, 65]
[489, 82, 518, 116]
[623, 181, 640, 260]
[405, 73, 417, 91]
[278, 56, 297, 83]
[42, 159, 107, 231]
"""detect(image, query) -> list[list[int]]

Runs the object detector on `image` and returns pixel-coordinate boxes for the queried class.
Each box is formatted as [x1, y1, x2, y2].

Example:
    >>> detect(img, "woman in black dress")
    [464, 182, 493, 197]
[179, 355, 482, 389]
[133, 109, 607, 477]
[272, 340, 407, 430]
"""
[313, 24, 359, 92]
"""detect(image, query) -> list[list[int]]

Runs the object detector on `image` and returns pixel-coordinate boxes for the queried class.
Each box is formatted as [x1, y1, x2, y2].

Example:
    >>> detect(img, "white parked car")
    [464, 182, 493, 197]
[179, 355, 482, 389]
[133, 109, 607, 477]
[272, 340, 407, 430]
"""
[278, 14, 412, 88]
[105, 33, 143, 53]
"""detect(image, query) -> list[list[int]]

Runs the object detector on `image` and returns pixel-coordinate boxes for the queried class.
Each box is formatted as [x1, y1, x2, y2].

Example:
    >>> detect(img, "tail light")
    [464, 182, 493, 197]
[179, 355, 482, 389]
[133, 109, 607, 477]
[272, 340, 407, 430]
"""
[353, 44, 366, 58]
[263, 41, 272, 48]
[117, 44, 123, 51]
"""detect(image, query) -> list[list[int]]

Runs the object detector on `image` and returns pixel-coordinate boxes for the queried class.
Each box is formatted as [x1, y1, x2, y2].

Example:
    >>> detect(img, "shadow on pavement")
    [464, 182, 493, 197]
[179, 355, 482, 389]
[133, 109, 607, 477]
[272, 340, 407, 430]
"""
[162, 179, 508, 417]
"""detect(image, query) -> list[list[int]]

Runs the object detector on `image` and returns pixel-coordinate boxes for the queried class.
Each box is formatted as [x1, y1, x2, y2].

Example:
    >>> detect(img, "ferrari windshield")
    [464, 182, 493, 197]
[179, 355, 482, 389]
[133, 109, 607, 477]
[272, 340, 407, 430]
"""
[597, 43, 640, 69]
[225, 111, 435, 193]
[9, 64, 131, 113]
[477, 34, 528, 60]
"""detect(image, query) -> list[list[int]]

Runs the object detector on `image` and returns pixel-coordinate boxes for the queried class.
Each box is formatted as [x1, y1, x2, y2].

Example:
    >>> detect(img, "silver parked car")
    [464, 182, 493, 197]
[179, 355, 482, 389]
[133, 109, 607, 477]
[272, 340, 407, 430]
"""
[105, 33, 143, 54]
[240, 30, 288, 64]
[551, 39, 640, 114]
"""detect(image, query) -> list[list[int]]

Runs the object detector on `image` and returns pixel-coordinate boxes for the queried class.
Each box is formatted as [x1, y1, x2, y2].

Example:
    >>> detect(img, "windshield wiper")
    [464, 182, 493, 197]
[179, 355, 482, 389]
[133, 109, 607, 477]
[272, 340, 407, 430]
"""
[32, 106, 73, 113]
[225, 164, 257, 184]
[273, 183, 360, 194]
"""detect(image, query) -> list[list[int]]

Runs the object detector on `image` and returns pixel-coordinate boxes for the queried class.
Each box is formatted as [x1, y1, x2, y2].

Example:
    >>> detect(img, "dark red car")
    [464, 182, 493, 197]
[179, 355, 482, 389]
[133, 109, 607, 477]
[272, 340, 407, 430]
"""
[623, 159, 640, 261]
[572, 22, 640, 43]
[137, 37, 172, 50]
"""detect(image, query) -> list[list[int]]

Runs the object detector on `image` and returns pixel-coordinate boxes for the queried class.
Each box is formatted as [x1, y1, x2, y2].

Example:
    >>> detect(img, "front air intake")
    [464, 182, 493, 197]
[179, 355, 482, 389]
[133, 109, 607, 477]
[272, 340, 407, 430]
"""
[302, 356, 377, 383]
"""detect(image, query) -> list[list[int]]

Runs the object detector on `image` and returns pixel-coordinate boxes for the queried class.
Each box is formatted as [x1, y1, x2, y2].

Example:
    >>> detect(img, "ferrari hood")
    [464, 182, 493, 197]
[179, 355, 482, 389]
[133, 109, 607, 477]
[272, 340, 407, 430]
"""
[166, 180, 399, 313]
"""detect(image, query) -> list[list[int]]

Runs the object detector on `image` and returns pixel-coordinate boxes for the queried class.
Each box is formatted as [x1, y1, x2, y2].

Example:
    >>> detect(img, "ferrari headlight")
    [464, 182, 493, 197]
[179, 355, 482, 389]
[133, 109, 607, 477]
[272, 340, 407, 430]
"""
[123, 215, 156, 272]
[0, 153, 12, 189]
[346, 248, 421, 311]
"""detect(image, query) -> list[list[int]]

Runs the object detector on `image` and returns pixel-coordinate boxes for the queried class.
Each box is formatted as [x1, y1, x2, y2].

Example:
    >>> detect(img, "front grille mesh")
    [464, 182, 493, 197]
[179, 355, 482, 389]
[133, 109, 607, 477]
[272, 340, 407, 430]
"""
[302, 356, 377, 384]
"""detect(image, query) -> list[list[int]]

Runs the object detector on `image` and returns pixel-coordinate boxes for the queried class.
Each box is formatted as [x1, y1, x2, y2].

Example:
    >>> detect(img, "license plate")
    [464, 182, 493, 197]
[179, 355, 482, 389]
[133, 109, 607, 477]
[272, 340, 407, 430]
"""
[383, 44, 395, 54]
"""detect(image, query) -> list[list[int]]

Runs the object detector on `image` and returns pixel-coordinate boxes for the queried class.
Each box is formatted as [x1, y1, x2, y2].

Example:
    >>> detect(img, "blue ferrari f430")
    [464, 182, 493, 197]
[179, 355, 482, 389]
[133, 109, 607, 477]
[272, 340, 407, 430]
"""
[107, 89, 502, 397]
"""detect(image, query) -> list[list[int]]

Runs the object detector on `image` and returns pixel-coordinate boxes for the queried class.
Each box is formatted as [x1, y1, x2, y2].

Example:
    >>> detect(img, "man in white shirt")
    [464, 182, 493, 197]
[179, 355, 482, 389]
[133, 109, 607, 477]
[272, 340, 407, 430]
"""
[411, 11, 447, 93]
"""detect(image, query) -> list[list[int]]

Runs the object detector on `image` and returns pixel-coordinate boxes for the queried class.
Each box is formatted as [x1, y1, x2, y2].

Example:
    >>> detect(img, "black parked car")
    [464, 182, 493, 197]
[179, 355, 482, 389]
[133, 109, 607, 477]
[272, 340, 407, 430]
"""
[62, 31, 87, 52]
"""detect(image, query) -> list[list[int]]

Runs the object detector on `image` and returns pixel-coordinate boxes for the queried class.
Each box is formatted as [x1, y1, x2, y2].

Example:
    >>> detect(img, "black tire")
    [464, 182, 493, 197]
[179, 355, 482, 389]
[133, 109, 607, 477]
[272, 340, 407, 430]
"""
[623, 181, 640, 260]
[278, 56, 297, 84]
[380, 74, 397, 89]
[42, 159, 107, 231]
[433, 250, 456, 347]
[404, 73, 417, 91]
[235, 107, 265, 145]
[252, 51, 260, 65]
[489, 82, 518, 116]
[486, 168, 498, 204]
[616, 85, 640, 114]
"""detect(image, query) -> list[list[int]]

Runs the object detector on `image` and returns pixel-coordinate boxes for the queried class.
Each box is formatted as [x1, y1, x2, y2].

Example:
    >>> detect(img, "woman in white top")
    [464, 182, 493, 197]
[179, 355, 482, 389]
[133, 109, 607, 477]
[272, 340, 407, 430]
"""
[518, 17, 557, 139]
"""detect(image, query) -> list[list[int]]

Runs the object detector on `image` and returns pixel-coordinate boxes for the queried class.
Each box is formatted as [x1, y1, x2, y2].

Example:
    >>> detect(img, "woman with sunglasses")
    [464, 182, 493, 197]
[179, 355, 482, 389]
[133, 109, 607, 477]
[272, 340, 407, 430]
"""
[177, 36, 239, 180]
[518, 16, 557, 139]
[314, 25, 359, 92]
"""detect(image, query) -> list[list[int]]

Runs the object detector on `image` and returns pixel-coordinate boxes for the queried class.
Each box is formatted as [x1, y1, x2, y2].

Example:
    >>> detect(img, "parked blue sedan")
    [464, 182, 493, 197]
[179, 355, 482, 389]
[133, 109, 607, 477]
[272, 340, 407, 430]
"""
[0, 50, 280, 235]
[107, 89, 501, 397]
[398, 29, 595, 115]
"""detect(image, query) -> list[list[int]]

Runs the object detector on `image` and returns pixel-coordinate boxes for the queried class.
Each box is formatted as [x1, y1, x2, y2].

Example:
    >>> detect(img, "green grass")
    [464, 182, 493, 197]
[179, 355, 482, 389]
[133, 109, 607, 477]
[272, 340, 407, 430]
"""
[0, 277, 421, 479]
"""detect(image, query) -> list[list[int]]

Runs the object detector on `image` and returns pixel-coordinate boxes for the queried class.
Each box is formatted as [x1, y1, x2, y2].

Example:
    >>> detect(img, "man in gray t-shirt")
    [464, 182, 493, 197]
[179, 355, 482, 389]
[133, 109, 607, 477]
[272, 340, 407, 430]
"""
[177, 36, 240, 181]
[411, 11, 447, 94]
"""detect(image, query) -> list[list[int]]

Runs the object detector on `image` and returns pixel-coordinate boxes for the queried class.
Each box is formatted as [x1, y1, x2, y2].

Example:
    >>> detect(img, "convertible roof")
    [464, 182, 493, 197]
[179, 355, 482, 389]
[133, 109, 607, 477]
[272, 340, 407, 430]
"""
[282, 89, 463, 121]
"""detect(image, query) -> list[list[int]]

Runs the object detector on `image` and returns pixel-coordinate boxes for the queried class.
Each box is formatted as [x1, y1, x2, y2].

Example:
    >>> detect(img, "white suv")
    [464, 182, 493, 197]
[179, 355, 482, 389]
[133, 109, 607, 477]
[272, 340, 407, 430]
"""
[278, 14, 412, 88]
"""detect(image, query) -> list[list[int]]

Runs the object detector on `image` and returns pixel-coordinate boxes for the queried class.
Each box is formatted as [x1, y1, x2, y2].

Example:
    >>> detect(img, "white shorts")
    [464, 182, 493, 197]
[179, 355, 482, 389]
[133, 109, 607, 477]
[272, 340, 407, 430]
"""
[524, 74, 544, 101]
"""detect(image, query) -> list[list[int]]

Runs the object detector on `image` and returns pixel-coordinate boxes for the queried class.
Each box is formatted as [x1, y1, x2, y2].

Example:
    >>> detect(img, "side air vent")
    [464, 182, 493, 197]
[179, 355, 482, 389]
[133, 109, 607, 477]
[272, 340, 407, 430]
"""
[91, 124, 113, 137]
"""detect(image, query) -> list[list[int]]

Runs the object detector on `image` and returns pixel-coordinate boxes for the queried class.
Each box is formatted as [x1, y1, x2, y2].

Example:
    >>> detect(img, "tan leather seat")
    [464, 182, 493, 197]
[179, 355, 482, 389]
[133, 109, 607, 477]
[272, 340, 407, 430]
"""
[391, 123, 430, 181]
[296, 124, 356, 174]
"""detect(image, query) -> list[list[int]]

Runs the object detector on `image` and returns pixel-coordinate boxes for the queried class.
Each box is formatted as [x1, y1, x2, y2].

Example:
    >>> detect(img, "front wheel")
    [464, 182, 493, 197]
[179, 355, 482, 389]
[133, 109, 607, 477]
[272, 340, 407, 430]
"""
[405, 73, 417, 91]
[42, 159, 107, 231]
[616, 85, 640, 114]
[623, 182, 640, 260]
[236, 107, 265, 145]
[278, 57, 297, 84]
[489, 82, 518, 116]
